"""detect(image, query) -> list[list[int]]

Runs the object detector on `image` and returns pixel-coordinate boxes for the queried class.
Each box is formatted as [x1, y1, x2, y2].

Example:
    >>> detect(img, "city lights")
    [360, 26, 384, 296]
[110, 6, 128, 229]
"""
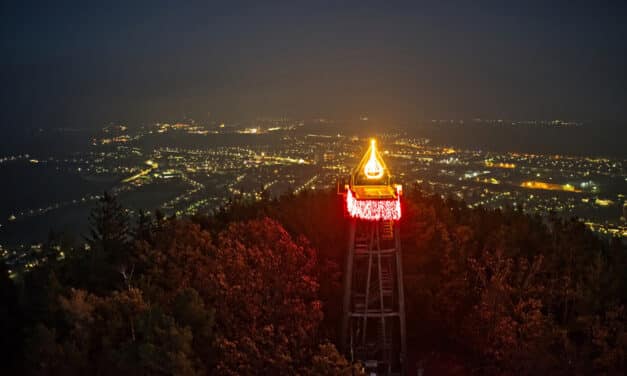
[2, 124, 625, 280]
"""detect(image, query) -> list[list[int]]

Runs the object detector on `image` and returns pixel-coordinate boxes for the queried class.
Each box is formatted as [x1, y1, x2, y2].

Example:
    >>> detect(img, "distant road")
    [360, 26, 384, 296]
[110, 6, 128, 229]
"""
[122, 160, 158, 183]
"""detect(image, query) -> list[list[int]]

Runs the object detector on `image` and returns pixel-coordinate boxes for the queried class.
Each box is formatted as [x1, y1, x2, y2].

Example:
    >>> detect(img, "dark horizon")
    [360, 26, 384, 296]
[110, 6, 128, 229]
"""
[1, 1, 627, 131]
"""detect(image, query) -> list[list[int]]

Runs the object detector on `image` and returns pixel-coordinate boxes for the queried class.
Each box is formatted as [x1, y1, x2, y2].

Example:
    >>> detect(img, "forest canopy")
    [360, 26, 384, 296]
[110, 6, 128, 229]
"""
[1, 187, 625, 375]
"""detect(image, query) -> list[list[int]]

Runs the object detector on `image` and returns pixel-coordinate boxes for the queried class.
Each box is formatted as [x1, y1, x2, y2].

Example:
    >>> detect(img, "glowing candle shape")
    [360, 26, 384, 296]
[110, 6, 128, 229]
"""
[364, 139, 384, 179]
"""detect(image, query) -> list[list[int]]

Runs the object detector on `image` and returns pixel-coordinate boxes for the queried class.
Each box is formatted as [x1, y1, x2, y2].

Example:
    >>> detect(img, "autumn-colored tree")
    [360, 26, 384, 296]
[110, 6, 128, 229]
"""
[132, 216, 347, 374]
[210, 218, 325, 374]
[25, 287, 203, 375]
[398, 186, 626, 374]
[11, 188, 626, 375]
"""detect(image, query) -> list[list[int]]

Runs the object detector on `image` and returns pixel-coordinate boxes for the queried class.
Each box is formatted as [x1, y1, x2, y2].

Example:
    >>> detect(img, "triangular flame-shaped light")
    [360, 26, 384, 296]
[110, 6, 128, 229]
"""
[364, 139, 384, 179]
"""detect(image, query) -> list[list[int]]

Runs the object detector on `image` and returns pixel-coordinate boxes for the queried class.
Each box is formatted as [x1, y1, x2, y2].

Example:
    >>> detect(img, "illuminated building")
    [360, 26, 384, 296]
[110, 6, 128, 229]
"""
[485, 160, 516, 169]
[520, 180, 582, 193]
[341, 139, 406, 375]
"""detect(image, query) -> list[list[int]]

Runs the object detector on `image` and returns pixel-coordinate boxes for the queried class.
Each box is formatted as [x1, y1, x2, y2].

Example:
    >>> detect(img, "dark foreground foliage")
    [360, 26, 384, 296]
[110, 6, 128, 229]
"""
[1, 188, 625, 375]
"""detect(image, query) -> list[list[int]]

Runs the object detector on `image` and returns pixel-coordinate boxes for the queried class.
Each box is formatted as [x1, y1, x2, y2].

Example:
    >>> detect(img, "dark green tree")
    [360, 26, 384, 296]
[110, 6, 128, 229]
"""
[84, 191, 131, 291]
[0, 261, 22, 372]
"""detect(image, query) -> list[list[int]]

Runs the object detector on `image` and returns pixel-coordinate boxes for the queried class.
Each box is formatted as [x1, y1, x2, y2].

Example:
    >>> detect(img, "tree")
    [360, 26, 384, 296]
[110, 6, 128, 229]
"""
[26, 287, 204, 376]
[87, 192, 130, 258]
[210, 218, 326, 374]
[84, 191, 131, 291]
[13, 188, 626, 375]
[0, 261, 22, 372]
[305, 343, 363, 376]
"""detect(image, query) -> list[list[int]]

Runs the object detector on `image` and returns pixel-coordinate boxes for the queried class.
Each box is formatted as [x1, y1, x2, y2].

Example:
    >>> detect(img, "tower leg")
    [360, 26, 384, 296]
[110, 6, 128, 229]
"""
[395, 224, 407, 373]
[362, 222, 377, 346]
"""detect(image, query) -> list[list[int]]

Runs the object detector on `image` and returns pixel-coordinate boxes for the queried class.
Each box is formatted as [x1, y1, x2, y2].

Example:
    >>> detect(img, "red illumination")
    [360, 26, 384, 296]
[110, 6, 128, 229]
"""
[346, 188, 401, 221]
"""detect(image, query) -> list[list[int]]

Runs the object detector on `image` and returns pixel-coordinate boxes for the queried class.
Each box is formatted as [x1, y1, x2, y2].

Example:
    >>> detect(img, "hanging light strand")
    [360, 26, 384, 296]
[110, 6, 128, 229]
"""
[346, 188, 401, 221]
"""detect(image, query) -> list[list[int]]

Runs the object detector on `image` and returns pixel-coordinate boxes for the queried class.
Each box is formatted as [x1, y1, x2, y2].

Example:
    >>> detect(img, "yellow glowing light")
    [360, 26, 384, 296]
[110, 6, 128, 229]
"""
[520, 181, 581, 193]
[485, 160, 516, 169]
[364, 139, 384, 179]
[595, 198, 614, 207]
[562, 184, 576, 192]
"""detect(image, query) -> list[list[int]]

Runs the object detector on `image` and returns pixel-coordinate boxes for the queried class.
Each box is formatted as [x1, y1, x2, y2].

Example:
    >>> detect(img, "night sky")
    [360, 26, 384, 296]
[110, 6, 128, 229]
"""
[1, 0, 626, 129]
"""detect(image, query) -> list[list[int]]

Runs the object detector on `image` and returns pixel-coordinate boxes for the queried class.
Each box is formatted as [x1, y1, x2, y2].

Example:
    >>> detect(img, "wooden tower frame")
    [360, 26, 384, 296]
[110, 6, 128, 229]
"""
[341, 139, 406, 375]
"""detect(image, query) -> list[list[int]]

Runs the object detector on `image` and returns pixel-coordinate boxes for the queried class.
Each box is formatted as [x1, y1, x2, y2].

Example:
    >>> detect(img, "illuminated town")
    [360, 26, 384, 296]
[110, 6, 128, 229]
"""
[4, 1, 627, 374]
[1, 119, 625, 277]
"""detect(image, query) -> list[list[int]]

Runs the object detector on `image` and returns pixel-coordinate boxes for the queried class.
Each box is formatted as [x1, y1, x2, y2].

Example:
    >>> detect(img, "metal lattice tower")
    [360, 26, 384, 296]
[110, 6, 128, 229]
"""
[340, 139, 407, 375]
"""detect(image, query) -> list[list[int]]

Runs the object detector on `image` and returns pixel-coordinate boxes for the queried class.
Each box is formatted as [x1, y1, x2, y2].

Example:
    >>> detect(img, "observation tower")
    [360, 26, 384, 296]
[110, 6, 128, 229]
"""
[341, 139, 406, 375]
